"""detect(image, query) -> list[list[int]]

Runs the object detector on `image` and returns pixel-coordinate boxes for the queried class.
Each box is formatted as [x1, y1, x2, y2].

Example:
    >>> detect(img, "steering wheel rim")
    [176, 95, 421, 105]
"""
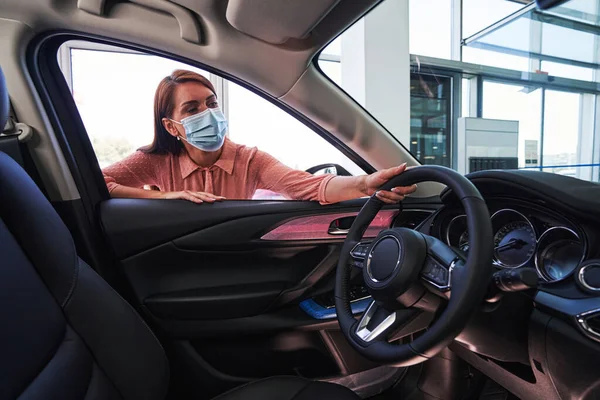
[335, 165, 493, 365]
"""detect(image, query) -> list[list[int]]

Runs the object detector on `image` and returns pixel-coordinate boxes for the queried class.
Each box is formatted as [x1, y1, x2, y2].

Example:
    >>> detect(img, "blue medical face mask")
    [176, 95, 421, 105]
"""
[171, 107, 228, 152]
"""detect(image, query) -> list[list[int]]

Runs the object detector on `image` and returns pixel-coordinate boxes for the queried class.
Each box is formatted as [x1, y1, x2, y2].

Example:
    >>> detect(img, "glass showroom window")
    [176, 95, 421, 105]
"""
[542, 90, 581, 177]
[483, 81, 543, 169]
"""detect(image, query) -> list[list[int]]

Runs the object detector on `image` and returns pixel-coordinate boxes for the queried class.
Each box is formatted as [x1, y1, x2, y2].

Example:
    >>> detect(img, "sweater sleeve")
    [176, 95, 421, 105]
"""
[251, 149, 335, 204]
[102, 151, 160, 193]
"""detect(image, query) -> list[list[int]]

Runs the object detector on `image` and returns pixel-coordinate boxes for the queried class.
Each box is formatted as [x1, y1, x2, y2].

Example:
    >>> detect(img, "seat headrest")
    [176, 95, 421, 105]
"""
[0, 67, 9, 131]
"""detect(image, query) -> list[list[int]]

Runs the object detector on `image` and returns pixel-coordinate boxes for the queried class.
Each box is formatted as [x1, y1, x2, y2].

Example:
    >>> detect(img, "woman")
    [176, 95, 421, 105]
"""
[103, 70, 416, 204]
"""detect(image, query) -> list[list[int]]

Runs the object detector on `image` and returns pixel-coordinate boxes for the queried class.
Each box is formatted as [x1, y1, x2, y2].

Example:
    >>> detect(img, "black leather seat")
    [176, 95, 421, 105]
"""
[0, 67, 359, 400]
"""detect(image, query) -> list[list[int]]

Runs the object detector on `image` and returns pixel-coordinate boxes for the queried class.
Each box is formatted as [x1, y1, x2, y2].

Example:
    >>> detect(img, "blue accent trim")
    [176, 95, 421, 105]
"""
[299, 297, 371, 320]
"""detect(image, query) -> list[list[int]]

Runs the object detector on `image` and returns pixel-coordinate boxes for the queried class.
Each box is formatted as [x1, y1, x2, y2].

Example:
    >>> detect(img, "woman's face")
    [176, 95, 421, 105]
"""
[163, 81, 219, 140]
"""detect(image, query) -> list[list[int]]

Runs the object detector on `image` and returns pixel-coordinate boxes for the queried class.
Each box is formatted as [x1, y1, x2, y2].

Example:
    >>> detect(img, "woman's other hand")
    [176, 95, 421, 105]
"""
[160, 190, 226, 204]
[363, 163, 417, 204]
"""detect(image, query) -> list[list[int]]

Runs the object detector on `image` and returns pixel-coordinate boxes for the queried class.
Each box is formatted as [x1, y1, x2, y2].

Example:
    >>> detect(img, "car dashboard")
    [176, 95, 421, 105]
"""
[418, 169, 600, 400]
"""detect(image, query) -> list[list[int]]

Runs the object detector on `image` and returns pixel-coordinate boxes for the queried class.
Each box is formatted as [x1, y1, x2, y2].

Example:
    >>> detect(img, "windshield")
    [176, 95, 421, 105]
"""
[318, 0, 600, 181]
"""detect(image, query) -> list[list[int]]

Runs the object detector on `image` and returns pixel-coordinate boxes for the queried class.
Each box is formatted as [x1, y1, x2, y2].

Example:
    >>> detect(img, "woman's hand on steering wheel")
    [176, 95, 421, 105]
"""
[363, 163, 418, 204]
[160, 190, 226, 204]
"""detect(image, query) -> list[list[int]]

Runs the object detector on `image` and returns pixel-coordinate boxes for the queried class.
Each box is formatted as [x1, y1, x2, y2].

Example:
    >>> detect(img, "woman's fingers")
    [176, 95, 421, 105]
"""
[180, 191, 204, 204]
[378, 163, 407, 181]
[374, 184, 417, 204]
[391, 184, 417, 195]
[177, 190, 226, 203]
[198, 193, 219, 202]
[376, 190, 405, 204]
[199, 192, 226, 202]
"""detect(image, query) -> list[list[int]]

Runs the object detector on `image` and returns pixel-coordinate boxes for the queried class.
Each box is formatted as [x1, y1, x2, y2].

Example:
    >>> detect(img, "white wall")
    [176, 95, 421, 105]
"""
[341, 0, 410, 146]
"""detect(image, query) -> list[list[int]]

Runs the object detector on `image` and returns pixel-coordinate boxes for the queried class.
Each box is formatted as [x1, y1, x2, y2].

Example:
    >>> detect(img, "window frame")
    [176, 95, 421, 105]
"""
[28, 32, 375, 207]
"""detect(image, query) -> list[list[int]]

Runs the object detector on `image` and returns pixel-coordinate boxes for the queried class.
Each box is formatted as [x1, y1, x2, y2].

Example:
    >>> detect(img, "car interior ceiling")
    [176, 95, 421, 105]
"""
[2, 0, 600, 400]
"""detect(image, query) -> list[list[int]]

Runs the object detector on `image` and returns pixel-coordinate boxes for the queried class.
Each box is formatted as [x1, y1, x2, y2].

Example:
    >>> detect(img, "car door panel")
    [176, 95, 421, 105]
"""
[98, 196, 440, 389]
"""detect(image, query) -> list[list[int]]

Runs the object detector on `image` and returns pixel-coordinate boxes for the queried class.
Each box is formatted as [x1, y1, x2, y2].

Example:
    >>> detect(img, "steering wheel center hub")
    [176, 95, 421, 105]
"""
[364, 229, 427, 301]
[366, 235, 401, 282]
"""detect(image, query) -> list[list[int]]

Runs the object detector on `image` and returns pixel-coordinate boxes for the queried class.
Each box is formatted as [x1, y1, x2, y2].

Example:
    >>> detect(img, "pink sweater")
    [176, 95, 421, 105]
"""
[102, 138, 335, 204]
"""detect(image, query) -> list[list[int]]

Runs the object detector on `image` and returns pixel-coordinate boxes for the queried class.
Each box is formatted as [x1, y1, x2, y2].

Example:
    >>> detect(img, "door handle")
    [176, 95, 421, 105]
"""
[328, 216, 355, 235]
[328, 227, 349, 235]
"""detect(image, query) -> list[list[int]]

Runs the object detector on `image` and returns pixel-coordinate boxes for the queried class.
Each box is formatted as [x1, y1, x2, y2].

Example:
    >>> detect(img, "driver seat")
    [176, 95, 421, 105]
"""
[0, 67, 359, 400]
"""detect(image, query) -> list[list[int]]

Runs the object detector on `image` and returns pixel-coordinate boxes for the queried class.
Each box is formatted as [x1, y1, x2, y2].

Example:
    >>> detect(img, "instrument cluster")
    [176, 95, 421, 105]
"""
[443, 207, 585, 283]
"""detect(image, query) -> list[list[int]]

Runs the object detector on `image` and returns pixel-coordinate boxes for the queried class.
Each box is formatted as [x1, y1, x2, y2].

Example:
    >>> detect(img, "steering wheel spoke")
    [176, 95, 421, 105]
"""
[420, 255, 456, 292]
[355, 301, 431, 344]
[355, 301, 398, 342]
[418, 234, 464, 293]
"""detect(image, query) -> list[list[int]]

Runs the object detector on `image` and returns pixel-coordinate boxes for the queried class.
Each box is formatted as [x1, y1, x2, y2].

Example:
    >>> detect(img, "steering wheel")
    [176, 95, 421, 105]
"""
[335, 165, 493, 365]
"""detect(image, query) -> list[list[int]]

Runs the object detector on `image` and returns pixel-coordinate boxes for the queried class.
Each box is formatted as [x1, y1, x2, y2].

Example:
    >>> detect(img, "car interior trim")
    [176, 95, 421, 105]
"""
[355, 301, 397, 342]
[576, 308, 600, 342]
[577, 263, 600, 293]
[260, 210, 398, 241]
[535, 226, 584, 283]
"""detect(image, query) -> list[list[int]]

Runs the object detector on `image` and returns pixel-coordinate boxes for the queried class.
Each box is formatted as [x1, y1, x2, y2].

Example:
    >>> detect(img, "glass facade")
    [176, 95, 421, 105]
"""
[410, 73, 452, 167]
[318, 0, 600, 181]
[542, 90, 581, 176]
[482, 81, 543, 169]
[463, 1, 600, 80]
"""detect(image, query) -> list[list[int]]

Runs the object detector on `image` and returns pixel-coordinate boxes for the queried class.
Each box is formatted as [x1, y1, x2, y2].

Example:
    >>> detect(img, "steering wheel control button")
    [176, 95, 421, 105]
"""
[366, 235, 401, 282]
[351, 242, 371, 259]
[421, 258, 449, 288]
[576, 261, 600, 293]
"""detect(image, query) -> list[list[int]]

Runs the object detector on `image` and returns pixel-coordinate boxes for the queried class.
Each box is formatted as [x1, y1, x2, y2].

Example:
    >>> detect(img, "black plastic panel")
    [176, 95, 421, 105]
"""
[443, 170, 600, 224]
[122, 242, 329, 302]
[535, 290, 600, 317]
[144, 281, 285, 320]
[455, 292, 532, 364]
[545, 316, 600, 399]
[192, 330, 339, 379]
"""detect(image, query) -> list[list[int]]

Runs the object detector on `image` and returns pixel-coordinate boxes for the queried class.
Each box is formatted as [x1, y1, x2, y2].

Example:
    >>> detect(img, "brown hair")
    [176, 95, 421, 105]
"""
[140, 69, 216, 155]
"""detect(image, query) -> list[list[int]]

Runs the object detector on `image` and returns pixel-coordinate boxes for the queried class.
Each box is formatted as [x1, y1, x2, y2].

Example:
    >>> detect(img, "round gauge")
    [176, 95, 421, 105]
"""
[445, 215, 470, 252]
[536, 227, 584, 282]
[491, 210, 536, 269]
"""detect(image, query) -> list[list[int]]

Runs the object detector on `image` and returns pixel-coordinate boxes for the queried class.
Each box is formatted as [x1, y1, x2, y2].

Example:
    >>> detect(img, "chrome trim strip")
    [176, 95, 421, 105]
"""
[366, 235, 402, 283]
[355, 301, 396, 342]
[576, 308, 600, 342]
[445, 214, 467, 247]
[578, 264, 600, 292]
[534, 226, 583, 283]
[490, 208, 537, 269]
